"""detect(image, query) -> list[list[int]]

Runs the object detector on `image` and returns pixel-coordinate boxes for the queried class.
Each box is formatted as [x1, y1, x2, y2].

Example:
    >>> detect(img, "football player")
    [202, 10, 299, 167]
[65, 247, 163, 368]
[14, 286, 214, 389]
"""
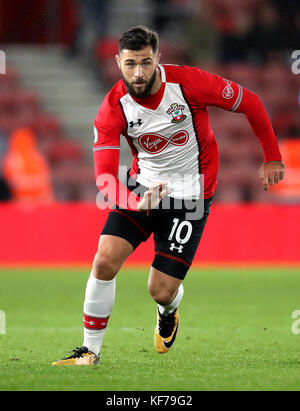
[52, 26, 284, 365]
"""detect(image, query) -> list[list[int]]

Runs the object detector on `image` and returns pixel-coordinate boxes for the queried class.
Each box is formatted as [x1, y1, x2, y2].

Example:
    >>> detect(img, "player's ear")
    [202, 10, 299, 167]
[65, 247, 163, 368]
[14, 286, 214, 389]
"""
[115, 54, 121, 69]
[157, 52, 161, 64]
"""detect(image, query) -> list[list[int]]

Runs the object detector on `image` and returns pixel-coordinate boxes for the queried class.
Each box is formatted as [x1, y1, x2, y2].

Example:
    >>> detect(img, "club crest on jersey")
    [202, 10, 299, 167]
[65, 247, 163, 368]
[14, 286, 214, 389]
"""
[222, 79, 234, 99]
[167, 103, 187, 123]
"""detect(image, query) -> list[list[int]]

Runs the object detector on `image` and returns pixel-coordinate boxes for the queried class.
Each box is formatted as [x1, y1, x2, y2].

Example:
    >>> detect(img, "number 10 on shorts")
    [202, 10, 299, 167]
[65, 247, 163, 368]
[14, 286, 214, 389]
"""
[168, 218, 193, 244]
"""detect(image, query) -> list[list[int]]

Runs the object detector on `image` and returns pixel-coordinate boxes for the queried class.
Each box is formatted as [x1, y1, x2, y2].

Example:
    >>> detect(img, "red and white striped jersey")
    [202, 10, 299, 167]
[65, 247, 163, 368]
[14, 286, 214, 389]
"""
[94, 64, 281, 209]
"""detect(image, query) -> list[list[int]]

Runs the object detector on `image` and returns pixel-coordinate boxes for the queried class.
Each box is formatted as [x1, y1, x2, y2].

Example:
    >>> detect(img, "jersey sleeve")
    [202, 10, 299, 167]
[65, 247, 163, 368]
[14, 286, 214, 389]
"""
[235, 87, 282, 162]
[179, 66, 282, 162]
[93, 93, 142, 211]
[177, 65, 242, 111]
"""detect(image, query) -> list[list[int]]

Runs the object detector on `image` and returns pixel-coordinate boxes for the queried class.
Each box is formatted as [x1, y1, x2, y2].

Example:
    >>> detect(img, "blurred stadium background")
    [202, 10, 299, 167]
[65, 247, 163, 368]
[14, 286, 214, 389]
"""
[0, 0, 299, 265]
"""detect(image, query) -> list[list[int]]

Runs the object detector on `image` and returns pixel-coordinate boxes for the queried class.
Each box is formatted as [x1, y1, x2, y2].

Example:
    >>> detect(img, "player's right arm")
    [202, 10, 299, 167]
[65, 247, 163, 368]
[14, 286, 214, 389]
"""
[94, 91, 169, 210]
[93, 91, 142, 211]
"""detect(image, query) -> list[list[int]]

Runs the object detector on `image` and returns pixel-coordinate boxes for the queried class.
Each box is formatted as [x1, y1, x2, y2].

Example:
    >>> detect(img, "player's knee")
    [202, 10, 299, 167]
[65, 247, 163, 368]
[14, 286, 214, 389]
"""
[148, 285, 175, 306]
[92, 253, 118, 281]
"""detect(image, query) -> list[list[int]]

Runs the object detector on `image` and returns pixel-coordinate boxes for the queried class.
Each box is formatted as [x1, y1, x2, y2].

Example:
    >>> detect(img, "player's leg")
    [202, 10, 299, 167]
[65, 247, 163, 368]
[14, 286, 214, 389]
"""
[148, 267, 183, 354]
[52, 209, 152, 366]
[82, 234, 134, 359]
[52, 234, 133, 366]
[150, 197, 213, 354]
[92, 234, 134, 280]
[148, 266, 183, 313]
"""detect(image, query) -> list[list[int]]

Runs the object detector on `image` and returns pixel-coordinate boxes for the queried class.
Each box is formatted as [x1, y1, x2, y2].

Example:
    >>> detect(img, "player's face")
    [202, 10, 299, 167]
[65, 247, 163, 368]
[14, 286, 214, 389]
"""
[116, 46, 160, 98]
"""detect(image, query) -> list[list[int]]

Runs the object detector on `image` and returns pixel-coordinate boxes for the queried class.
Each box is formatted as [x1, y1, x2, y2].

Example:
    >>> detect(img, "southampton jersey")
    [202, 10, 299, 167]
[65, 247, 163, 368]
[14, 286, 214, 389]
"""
[94, 64, 282, 210]
[120, 68, 206, 199]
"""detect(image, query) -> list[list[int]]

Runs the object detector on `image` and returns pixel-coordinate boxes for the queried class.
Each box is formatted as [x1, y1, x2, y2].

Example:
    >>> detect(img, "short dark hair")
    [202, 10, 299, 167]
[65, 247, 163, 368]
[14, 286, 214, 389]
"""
[118, 25, 159, 54]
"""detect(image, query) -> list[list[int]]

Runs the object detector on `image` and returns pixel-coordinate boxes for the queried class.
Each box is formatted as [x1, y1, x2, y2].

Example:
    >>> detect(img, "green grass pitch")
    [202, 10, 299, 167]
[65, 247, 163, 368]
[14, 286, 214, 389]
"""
[1, 266, 300, 391]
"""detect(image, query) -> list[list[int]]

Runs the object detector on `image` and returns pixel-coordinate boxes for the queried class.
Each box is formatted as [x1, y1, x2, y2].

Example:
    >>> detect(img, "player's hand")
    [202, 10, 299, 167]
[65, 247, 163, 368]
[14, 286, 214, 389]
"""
[137, 182, 171, 211]
[259, 160, 285, 191]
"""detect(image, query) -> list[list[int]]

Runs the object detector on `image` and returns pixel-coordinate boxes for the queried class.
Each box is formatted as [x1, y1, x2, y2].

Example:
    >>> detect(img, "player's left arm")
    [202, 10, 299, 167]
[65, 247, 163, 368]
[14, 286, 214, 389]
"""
[195, 69, 285, 191]
[234, 87, 285, 190]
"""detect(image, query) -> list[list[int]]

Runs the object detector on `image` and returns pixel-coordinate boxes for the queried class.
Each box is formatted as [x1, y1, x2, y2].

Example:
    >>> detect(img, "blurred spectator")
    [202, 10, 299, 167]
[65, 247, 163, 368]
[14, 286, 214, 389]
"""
[0, 132, 12, 201]
[200, 0, 258, 63]
[202, 0, 300, 64]
[244, 3, 284, 64]
[0, 0, 79, 44]
[149, 0, 199, 41]
[0, 175, 11, 201]
[218, 10, 254, 63]
[150, 0, 173, 35]
[2, 127, 54, 204]
[66, 0, 110, 58]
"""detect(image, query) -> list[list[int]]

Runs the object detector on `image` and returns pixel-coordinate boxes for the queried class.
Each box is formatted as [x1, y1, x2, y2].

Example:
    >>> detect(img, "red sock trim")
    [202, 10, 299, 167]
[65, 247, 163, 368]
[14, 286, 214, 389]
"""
[83, 314, 109, 330]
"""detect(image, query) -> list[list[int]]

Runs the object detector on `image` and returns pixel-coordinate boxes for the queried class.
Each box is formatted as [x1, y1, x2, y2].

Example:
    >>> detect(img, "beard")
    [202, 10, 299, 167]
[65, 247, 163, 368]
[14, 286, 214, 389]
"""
[122, 68, 157, 98]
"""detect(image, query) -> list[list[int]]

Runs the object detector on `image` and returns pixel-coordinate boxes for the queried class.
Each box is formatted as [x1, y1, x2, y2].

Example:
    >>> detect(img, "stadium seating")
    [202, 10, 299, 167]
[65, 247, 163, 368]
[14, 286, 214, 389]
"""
[0, 65, 88, 201]
[208, 62, 300, 202]
[1, 54, 298, 203]
[0, 67, 19, 91]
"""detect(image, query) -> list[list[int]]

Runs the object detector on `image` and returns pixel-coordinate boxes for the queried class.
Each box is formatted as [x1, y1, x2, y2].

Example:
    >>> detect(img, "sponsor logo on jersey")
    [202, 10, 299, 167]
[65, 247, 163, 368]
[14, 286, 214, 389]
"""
[222, 79, 234, 99]
[138, 130, 189, 154]
[166, 103, 187, 123]
[129, 119, 142, 128]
